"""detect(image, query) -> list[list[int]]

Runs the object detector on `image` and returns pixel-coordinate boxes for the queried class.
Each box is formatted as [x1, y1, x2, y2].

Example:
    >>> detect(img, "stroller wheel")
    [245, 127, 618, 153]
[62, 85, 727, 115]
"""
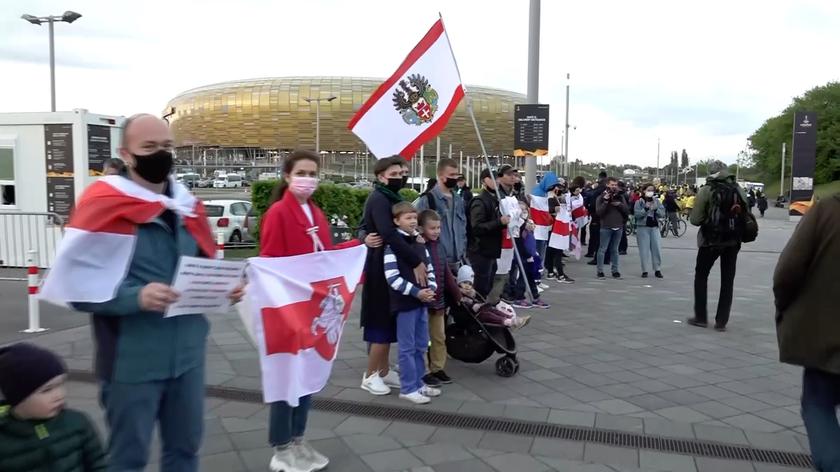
[496, 356, 518, 378]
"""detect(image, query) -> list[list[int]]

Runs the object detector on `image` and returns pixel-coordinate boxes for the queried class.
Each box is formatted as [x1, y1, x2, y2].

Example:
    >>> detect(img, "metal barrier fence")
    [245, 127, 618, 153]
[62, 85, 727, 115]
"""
[0, 211, 65, 268]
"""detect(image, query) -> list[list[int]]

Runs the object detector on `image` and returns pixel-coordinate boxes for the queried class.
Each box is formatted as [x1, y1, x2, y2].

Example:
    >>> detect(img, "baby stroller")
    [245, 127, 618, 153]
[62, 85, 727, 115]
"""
[445, 296, 520, 377]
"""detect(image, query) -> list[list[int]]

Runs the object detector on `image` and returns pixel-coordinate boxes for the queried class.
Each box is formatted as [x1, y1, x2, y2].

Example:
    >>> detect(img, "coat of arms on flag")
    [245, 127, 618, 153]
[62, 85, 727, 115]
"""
[393, 74, 439, 125]
[246, 245, 367, 405]
[348, 18, 464, 159]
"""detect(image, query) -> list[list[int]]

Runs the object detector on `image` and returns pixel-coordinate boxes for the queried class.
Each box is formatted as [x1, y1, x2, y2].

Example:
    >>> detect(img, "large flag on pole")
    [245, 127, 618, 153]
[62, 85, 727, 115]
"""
[348, 18, 465, 159]
[245, 245, 367, 405]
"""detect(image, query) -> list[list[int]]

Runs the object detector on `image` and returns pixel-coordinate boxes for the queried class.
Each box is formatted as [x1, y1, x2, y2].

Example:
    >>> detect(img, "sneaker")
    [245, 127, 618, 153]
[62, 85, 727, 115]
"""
[537, 286, 545, 294]
[270, 446, 306, 472]
[381, 370, 401, 388]
[714, 324, 727, 332]
[612, 272, 622, 279]
[512, 299, 532, 309]
[400, 391, 431, 405]
[686, 318, 708, 328]
[433, 370, 453, 384]
[655, 271, 663, 279]
[531, 299, 550, 309]
[501, 296, 514, 305]
[422, 373, 442, 387]
[419, 385, 442, 397]
[556, 275, 575, 284]
[545, 272, 557, 279]
[597, 272, 606, 280]
[619, 251, 628, 256]
[294, 441, 329, 471]
[538, 282, 550, 290]
[513, 315, 532, 330]
[587, 259, 598, 266]
[361, 372, 391, 396]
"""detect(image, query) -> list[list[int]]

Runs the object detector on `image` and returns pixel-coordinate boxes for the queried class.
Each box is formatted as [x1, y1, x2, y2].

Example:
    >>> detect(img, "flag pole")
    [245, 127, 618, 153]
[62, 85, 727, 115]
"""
[440, 13, 535, 302]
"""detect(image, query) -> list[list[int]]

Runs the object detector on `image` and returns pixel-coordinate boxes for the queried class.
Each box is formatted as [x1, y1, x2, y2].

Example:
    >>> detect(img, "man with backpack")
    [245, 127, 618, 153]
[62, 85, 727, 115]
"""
[416, 158, 467, 270]
[687, 162, 755, 332]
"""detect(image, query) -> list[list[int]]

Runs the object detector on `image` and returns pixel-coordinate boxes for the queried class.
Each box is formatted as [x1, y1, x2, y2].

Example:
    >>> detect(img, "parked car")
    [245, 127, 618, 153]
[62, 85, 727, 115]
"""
[213, 174, 243, 188]
[178, 173, 201, 189]
[204, 200, 253, 243]
[197, 177, 212, 188]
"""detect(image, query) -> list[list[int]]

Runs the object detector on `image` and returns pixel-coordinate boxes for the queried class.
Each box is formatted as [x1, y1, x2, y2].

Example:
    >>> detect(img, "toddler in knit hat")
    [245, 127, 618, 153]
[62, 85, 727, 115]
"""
[0, 343, 106, 472]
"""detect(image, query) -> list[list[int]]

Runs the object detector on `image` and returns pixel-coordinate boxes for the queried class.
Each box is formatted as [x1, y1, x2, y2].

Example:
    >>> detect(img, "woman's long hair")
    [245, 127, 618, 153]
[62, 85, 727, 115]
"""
[268, 149, 320, 205]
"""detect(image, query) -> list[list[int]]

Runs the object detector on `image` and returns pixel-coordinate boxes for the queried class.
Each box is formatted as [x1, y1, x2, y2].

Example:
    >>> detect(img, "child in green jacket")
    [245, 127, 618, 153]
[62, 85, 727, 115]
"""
[0, 343, 106, 472]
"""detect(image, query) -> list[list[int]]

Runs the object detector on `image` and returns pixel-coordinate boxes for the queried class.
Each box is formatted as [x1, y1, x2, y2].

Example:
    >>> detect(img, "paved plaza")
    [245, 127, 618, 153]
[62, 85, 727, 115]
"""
[1, 206, 818, 471]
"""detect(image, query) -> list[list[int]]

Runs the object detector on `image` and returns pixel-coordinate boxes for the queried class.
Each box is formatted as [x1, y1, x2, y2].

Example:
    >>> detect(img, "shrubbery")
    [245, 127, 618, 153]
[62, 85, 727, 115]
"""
[250, 181, 419, 242]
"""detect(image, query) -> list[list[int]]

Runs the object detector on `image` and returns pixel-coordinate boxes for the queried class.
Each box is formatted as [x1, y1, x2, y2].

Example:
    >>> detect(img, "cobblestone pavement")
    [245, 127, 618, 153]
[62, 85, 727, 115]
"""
[4, 207, 816, 470]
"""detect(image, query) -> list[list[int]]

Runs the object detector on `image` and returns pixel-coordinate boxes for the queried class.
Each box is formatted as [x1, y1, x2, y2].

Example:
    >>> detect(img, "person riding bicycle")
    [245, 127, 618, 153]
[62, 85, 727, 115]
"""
[663, 190, 681, 234]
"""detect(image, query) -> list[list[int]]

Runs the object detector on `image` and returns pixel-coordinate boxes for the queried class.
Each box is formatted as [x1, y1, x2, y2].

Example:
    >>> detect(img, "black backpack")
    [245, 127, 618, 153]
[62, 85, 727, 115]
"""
[703, 182, 758, 244]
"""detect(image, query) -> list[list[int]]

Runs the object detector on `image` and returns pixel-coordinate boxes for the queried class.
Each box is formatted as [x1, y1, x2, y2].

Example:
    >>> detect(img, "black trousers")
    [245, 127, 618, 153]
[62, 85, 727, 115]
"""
[580, 225, 588, 245]
[469, 252, 497, 301]
[544, 246, 566, 277]
[694, 245, 740, 327]
[619, 228, 628, 253]
[585, 224, 600, 258]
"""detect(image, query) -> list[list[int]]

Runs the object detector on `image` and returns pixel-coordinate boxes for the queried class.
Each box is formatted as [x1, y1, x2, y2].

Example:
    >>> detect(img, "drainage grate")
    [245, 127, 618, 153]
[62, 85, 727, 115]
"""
[68, 370, 813, 469]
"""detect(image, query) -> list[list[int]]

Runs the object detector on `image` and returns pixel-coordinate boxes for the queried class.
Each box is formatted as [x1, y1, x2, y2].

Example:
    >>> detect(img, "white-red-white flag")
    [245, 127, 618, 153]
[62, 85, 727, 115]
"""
[348, 19, 465, 159]
[529, 195, 553, 241]
[568, 194, 590, 260]
[40, 176, 216, 306]
[245, 245, 367, 405]
[548, 193, 572, 250]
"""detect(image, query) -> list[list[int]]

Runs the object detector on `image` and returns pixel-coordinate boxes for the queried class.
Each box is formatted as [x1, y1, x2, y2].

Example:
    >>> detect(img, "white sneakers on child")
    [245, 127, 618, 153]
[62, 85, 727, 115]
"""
[269, 442, 329, 472]
[400, 391, 431, 404]
[361, 371, 391, 395]
[420, 385, 441, 397]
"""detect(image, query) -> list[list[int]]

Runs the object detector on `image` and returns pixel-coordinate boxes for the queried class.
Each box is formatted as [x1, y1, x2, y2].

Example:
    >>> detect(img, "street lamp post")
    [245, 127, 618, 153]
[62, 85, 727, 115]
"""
[21, 11, 82, 112]
[303, 96, 337, 154]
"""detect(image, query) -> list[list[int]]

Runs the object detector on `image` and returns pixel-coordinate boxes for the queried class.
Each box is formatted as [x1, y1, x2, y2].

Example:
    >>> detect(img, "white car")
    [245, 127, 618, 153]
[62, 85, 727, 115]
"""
[204, 200, 253, 243]
[213, 174, 243, 188]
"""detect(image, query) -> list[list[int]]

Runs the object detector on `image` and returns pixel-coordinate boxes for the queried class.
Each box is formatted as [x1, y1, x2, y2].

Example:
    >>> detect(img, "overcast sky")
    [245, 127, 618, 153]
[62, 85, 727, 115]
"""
[2, 0, 839, 167]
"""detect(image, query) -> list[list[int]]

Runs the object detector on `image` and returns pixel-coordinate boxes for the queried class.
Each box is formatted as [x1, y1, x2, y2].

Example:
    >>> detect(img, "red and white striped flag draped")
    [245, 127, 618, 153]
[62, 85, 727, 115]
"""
[568, 194, 590, 260]
[529, 195, 552, 241]
[40, 176, 215, 306]
[245, 245, 367, 405]
[348, 18, 465, 159]
[548, 193, 572, 251]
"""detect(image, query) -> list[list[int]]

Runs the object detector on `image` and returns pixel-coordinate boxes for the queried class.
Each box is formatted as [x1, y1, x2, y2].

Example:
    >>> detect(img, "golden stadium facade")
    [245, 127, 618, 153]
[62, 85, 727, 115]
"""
[165, 76, 525, 157]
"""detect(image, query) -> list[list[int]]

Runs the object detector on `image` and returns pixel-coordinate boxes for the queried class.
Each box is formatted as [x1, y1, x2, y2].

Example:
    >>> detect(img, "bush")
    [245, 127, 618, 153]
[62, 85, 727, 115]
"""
[250, 182, 420, 242]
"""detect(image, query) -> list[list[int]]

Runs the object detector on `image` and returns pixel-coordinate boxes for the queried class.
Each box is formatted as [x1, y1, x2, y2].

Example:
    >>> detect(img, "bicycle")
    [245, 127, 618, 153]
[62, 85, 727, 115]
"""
[660, 213, 687, 238]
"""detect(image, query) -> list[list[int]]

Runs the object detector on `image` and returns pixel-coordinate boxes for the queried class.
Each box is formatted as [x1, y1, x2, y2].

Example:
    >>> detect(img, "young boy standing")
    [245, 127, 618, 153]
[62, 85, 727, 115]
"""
[384, 202, 441, 404]
[418, 209, 462, 387]
[0, 343, 106, 472]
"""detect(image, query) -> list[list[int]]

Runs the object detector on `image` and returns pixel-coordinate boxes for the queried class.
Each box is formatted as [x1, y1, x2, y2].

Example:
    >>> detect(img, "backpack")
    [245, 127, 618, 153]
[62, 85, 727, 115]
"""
[703, 181, 758, 244]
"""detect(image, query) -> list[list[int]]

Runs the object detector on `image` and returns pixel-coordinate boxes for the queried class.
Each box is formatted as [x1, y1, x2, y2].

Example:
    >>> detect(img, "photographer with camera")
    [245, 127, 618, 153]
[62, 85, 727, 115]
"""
[595, 177, 629, 279]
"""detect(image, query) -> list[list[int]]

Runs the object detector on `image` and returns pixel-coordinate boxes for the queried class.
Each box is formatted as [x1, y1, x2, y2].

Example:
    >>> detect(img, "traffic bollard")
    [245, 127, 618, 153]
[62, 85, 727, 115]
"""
[22, 249, 47, 333]
[217, 231, 225, 260]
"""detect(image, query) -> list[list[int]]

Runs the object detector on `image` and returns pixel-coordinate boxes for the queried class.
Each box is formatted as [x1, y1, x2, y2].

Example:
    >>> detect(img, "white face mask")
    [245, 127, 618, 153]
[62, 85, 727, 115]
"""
[645, 191, 655, 198]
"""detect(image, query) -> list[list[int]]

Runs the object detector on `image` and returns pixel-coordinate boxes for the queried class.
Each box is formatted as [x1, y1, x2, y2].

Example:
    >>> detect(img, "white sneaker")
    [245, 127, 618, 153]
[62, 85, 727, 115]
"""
[419, 385, 442, 397]
[294, 441, 329, 471]
[270, 446, 306, 472]
[399, 391, 431, 404]
[538, 282, 550, 290]
[381, 369, 401, 388]
[361, 371, 391, 395]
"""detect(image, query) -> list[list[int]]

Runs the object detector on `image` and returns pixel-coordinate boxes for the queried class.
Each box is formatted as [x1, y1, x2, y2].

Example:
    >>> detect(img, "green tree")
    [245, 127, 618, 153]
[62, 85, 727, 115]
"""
[749, 81, 840, 185]
[681, 149, 689, 169]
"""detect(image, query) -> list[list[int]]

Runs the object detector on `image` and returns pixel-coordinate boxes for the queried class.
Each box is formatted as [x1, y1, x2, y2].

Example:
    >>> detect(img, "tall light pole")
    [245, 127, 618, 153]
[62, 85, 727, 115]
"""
[564, 73, 570, 171]
[656, 138, 661, 179]
[303, 95, 337, 154]
[524, 0, 540, 192]
[780, 142, 786, 198]
[21, 11, 82, 112]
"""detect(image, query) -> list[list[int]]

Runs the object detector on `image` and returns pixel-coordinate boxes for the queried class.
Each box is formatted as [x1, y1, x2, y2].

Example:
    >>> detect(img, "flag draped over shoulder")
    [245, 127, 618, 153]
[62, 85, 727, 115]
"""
[548, 193, 572, 251]
[529, 195, 552, 241]
[39, 175, 216, 306]
[245, 245, 367, 405]
[568, 194, 590, 260]
[348, 19, 464, 159]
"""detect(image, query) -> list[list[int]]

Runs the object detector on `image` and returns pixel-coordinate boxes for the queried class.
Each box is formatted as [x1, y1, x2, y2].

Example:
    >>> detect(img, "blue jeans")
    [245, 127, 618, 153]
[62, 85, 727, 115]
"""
[535, 239, 547, 266]
[801, 368, 840, 471]
[269, 395, 312, 447]
[635, 226, 662, 273]
[100, 365, 205, 472]
[396, 306, 429, 394]
[597, 227, 621, 274]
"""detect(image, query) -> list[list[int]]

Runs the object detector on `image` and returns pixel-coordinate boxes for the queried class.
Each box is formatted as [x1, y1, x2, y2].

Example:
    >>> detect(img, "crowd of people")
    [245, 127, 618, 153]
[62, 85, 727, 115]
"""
[3, 116, 835, 472]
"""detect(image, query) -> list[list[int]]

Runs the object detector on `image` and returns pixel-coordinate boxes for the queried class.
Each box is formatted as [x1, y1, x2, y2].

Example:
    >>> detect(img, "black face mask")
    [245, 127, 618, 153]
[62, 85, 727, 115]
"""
[387, 177, 404, 193]
[132, 149, 173, 184]
[444, 177, 458, 189]
[401, 175, 409, 186]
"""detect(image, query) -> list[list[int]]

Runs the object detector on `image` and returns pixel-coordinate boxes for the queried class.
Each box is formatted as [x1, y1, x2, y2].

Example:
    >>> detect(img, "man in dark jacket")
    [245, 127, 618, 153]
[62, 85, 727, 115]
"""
[585, 171, 608, 262]
[595, 177, 629, 279]
[773, 194, 840, 471]
[687, 163, 749, 331]
[468, 169, 510, 303]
